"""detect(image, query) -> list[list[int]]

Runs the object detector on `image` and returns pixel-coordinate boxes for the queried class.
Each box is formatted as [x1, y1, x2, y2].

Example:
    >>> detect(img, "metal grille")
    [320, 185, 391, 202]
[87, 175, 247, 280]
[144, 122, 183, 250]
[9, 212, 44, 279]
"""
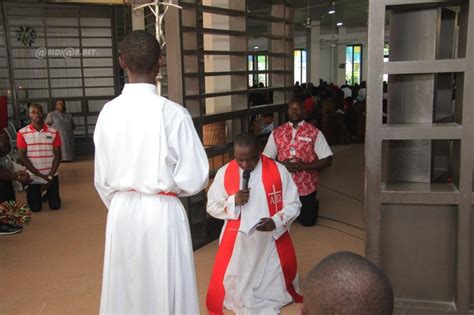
[0, 2, 130, 154]
[366, 0, 474, 313]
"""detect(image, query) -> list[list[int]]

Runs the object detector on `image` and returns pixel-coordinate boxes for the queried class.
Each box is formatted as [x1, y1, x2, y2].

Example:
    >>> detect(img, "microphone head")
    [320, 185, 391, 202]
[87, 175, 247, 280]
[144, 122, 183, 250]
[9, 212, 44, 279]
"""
[243, 170, 251, 180]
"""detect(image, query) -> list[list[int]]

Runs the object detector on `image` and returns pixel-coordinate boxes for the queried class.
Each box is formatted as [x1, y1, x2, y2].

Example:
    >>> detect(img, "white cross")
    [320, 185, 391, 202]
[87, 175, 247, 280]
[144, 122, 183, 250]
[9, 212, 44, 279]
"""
[268, 184, 282, 212]
[133, 1, 182, 95]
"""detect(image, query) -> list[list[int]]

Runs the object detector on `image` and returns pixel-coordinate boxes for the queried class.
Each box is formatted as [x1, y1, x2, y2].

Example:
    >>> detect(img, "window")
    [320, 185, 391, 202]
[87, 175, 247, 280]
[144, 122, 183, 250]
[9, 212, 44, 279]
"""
[248, 55, 268, 87]
[383, 43, 389, 83]
[294, 49, 306, 84]
[345, 44, 362, 85]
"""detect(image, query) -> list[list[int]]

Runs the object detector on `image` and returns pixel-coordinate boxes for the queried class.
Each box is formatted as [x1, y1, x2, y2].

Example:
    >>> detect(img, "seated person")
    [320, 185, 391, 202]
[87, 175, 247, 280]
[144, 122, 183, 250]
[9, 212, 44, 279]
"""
[0, 130, 31, 235]
[302, 251, 394, 315]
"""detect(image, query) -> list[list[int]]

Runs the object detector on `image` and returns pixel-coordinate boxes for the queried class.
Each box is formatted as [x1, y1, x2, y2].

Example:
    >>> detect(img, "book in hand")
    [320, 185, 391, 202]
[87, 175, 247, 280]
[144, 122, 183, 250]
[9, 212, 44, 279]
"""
[248, 219, 265, 235]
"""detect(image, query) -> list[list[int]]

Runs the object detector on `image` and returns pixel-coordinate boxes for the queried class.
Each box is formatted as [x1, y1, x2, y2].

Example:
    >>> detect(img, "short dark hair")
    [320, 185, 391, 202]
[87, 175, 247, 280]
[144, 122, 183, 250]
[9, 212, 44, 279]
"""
[29, 103, 43, 112]
[303, 251, 394, 315]
[234, 132, 258, 150]
[119, 30, 161, 74]
[288, 97, 304, 108]
[55, 99, 65, 104]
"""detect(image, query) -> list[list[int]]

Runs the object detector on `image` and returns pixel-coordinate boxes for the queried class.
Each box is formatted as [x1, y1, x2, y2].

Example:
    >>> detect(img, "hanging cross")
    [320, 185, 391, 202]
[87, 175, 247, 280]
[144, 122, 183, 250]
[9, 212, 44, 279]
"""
[268, 184, 282, 212]
[133, 0, 182, 96]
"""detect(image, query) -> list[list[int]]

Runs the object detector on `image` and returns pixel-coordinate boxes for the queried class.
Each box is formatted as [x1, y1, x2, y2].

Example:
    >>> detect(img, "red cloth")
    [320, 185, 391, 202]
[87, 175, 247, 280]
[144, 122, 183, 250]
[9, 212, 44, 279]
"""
[273, 122, 320, 195]
[303, 96, 315, 115]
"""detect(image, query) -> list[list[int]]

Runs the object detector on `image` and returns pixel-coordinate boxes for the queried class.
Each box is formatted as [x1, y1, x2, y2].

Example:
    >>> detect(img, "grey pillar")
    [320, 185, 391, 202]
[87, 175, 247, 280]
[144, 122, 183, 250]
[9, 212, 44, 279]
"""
[386, 9, 438, 183]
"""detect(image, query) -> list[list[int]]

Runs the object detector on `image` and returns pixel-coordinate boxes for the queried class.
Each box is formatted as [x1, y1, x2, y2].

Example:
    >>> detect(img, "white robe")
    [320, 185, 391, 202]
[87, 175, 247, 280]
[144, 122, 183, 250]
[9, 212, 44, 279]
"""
[207, 159, 301, 315]
[94, 83, 209, 315]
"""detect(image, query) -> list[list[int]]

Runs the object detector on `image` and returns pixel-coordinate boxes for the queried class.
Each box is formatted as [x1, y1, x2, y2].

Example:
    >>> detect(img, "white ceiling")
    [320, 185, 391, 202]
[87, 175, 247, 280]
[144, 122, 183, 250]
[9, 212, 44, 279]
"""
[247, 0, 368, 31]
[291, 0, 368, 30]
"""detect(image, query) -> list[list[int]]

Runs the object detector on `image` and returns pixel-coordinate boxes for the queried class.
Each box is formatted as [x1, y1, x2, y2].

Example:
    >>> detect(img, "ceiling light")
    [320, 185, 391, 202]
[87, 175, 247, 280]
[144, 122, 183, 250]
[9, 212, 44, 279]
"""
[337, 22, 343, 26]
[328, 9, 335, 14]
[253, 46, 259, 49]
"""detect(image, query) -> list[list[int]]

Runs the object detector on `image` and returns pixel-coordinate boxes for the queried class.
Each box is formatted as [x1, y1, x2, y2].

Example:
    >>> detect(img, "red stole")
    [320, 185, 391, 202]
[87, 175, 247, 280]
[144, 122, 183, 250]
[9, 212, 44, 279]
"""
[206, 155, 302, 315]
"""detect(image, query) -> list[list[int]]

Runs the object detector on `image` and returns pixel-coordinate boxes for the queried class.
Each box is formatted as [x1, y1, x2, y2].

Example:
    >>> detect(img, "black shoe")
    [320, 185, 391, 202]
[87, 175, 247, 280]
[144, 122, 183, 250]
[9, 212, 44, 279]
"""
[0, 224, 23, 235]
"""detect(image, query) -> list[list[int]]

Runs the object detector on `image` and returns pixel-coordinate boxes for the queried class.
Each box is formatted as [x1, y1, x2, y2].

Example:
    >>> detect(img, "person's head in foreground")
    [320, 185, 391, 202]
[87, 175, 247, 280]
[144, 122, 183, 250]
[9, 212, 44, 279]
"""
[119, 30, 161, 83]
[234, 132, 260, 172]
[302, 251, 394, 315]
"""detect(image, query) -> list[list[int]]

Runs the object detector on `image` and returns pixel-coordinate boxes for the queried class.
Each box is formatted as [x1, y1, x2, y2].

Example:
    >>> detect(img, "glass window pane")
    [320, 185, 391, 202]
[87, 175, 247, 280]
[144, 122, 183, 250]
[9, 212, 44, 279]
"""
[258, 74, 267, 86]
[302, 63, 306, 84]
[248, 55, 253, 71]
[346, 62, 353, 85]
[353, 62, 361, 84]
[354, 47, 361, 63]
[346, 46, 353, 63]
[257, 55, 267, 71]
[294, 49, 301, 84]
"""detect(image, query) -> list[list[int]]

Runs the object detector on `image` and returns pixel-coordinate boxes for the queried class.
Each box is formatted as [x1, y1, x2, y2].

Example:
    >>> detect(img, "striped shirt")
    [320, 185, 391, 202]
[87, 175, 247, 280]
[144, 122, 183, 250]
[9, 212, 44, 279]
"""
[17, 124, 61, 176]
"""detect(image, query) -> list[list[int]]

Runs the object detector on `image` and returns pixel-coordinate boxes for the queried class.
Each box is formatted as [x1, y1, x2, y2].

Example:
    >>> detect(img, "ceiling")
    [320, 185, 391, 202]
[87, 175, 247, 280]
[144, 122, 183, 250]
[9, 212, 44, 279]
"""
[248, 0, 368, 31]
[42, 0, 369, 31]
[292, 0, 368, 30]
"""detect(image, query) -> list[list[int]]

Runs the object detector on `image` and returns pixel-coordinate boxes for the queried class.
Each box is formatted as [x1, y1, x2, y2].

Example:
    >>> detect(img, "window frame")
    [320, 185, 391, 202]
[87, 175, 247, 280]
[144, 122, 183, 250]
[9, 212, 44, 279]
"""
[345, 44, 363, 85]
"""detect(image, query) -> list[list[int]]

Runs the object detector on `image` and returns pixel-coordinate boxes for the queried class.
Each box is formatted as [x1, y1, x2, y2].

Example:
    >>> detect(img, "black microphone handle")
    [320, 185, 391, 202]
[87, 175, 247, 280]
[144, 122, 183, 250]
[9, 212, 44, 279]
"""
[243, 171, 251, 190]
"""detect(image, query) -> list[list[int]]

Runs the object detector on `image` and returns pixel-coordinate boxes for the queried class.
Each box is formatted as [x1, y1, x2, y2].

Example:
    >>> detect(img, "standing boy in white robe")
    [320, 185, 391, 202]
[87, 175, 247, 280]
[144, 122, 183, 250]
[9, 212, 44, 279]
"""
[94, 30, 209, 315]
[206, 133, 302, 315]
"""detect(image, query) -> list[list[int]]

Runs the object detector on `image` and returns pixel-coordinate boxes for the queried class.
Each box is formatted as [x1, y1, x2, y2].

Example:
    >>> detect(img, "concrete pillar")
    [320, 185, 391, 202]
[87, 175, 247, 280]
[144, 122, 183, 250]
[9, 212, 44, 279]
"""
[309, 21, 320, 84]
[131, 8, 145, 30]
[386, 8, 438, 183]
[336, 27, 346, 86]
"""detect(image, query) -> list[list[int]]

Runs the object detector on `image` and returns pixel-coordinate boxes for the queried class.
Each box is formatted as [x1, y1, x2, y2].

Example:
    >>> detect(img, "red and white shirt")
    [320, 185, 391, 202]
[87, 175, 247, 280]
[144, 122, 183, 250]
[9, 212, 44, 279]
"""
[263, 121, 332, 196]
[17, 124, 61, 176]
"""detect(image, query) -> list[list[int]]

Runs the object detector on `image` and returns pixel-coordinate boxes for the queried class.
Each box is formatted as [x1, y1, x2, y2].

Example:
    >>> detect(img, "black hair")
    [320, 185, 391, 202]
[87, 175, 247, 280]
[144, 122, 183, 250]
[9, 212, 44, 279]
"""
[119, 30, 161, 74]
[234, 132, 258, 149]
[303, 251, 394, 315]
[288, 97, 305, 108]
[28, 103, 44, 112]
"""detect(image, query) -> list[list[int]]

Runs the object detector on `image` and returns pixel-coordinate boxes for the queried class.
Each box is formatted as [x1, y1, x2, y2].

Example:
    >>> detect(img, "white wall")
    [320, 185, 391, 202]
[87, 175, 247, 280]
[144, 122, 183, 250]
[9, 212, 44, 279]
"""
[319, 46, 331, 83]
[294, 26, 375, 85]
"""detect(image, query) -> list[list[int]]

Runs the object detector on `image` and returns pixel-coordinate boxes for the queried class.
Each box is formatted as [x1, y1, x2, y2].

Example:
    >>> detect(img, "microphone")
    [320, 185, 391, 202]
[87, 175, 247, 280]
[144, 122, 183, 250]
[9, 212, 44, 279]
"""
[242, 170, 251, 190]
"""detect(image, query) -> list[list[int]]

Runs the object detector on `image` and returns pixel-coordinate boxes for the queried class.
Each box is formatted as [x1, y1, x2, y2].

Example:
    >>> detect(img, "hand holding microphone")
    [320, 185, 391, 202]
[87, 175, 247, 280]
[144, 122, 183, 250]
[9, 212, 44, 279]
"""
[235, 170, 251, 206]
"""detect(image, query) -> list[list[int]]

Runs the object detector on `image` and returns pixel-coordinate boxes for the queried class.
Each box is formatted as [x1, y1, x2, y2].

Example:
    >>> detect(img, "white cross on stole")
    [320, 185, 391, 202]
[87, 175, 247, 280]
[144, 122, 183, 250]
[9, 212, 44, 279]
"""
[268, 184, 282, 212]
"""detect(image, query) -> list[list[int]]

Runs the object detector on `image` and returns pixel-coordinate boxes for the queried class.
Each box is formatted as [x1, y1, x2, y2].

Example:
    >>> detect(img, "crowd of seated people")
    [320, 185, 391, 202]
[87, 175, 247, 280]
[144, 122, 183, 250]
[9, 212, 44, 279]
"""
[294, 80, 368, 145]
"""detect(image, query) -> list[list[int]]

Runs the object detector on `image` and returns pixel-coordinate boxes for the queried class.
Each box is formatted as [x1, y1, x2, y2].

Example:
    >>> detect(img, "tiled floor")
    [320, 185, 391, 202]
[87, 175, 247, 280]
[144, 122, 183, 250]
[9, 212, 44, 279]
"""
[0, 144, 365, 314]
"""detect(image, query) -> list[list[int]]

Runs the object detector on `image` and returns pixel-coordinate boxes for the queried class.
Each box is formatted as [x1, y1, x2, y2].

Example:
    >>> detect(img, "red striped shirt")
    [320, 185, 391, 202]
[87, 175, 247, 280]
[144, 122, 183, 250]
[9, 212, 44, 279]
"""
[17, 124, 61, 176]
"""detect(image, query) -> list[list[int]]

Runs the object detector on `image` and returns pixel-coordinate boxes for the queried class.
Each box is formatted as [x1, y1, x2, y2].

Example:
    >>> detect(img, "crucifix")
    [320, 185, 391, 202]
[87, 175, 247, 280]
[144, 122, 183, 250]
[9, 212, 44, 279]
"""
[268, 184, 282, 212]
[133, 0, 182, 96]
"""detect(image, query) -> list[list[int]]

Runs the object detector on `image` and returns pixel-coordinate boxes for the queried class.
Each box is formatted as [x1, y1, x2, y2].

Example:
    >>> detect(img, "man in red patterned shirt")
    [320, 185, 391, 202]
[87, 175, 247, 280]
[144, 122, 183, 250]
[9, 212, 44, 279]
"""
[263, 98, 332, 226]
[17, 104, 62, 212]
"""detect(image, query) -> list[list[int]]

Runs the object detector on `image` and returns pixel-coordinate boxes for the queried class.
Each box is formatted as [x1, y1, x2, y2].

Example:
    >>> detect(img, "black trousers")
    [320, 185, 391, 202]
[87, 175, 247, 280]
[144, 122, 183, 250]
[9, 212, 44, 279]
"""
[26, 176, 61, 212]
[0, 180, 15, 203]
[298, 191, 319, 226]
